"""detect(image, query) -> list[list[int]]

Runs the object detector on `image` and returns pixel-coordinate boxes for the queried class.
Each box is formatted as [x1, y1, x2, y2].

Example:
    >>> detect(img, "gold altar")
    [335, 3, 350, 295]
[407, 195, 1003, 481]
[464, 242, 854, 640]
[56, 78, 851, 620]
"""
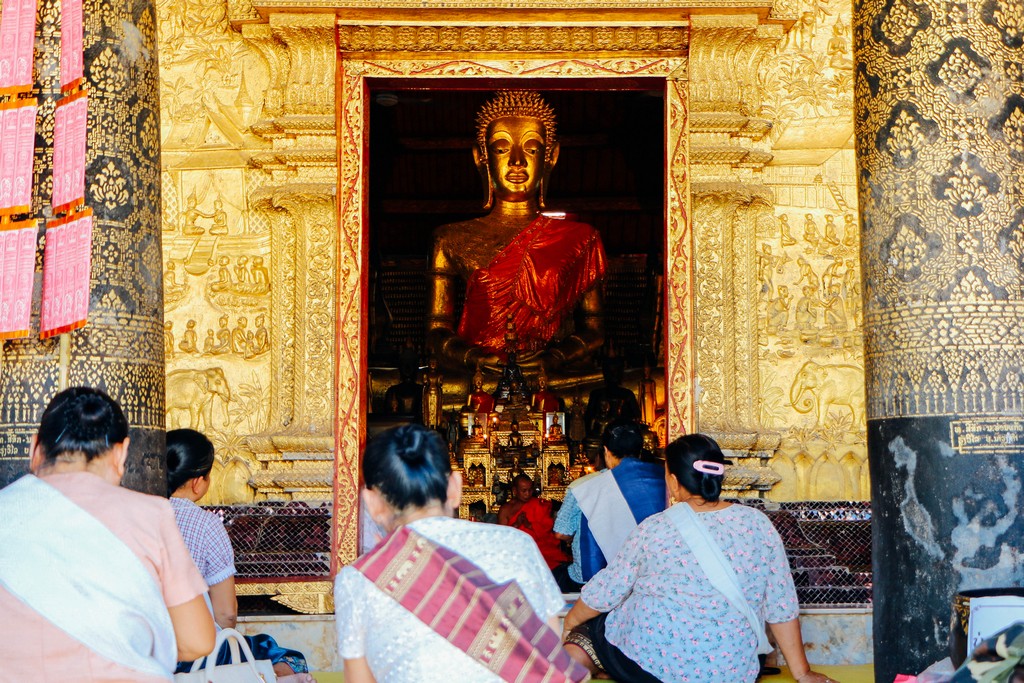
[155, 0, 865, 612]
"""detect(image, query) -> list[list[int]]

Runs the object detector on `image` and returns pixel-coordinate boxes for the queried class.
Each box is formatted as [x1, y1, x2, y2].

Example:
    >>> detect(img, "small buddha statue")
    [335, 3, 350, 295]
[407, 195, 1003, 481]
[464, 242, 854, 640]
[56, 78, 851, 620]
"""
[468, 463, 484, 487]
[547, 462, 566, 487]
[568, 394, 587, 443]
[491, 472, 509, 505]
[466, 364, 496, 414]
[638, 361, 658, 426]
[547, 414, 565, 443]
[426, 90, 607, 374]
[469, 415, 486, 440]
[584, 354, 641, 428]
[531, 370, 561, 413]
[422, 355, 444, 429]
[492, 320, 530, 405]
[587, 399, 614, 440]
[506, 420, 525, 450]
[640, 426, 661, 462]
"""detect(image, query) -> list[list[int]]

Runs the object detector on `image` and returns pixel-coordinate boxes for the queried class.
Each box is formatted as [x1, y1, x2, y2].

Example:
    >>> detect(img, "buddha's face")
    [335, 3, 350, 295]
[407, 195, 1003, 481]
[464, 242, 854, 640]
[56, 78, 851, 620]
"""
[484, 116, 549, 202]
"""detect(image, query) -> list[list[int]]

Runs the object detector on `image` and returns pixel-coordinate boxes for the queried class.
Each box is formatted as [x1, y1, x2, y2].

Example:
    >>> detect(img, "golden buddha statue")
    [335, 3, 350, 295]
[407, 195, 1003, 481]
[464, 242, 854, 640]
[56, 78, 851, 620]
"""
[546, 414, 565, 442]
[427, 90, 606, 374]
[531, 370, 562, 413]
[465, 365, 496, 414]
[422, 355, 444, 429]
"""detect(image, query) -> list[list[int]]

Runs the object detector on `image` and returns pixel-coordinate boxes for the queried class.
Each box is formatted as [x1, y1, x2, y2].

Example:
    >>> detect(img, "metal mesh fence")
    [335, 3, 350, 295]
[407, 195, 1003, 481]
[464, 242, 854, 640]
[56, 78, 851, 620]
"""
[207, 501, 332, 580]
[733, 499, 872, 608]
[210, 498, 871, 607]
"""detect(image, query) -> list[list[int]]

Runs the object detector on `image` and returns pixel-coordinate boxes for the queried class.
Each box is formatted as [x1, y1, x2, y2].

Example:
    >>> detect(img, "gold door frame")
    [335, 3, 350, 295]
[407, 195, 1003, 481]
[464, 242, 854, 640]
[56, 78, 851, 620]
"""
[333, 48, 695, 566]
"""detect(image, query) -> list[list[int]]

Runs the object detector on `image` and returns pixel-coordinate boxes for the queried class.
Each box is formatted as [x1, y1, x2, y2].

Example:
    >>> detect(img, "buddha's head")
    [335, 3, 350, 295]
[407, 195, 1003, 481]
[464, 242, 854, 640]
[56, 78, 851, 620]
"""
[474, 90, 559, 209]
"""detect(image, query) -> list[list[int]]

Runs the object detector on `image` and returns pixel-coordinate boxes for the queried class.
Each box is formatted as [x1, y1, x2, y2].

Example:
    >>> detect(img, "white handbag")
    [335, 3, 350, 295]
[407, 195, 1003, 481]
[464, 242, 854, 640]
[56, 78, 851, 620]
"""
[174, 628, 279, 683]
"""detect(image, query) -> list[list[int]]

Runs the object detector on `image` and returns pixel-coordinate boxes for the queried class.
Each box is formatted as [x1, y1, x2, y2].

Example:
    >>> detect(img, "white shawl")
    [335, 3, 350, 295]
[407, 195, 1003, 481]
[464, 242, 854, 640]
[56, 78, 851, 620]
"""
[0, 474, 177, 679]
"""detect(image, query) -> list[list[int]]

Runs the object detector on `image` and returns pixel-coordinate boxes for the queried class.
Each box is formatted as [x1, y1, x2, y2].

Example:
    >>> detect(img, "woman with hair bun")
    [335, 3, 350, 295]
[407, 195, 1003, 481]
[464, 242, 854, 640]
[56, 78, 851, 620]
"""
[166, 428, 315, 682]
[562, 433, 831, 683]
[0, 386, 215, 681]
[335, 423, 589, 683]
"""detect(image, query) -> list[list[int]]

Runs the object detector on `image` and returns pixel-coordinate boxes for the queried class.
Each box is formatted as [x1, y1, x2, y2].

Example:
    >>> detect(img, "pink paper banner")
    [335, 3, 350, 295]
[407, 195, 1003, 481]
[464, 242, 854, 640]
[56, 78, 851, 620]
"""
[0, 99, 36, 213]
[0, 219, 36, 338]
[52, 92, 86, 212]
[0, 0, 37, 91]
[59, 0, 83, 89]
[41, 210, 91, 338]
[0, 106, 13, 209]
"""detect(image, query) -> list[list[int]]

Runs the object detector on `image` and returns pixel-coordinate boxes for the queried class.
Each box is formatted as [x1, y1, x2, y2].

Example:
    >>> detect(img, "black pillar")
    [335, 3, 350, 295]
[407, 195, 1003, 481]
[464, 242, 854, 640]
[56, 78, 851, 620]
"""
[0, 0, 165, 493]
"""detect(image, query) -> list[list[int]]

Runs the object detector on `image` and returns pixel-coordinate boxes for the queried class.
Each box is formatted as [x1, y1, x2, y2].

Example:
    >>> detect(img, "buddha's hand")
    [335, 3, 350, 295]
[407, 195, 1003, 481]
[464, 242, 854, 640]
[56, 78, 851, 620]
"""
[478, 355, 505, 374]
[465, 346, 504, 373]
[511, 349, 552, 372]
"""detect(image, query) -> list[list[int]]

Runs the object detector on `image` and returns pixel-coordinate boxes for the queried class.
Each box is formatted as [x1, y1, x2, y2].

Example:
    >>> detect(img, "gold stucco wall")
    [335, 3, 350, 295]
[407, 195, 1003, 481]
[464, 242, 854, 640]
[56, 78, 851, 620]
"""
[760, 0, 865, 500]
[157, 0, 274, 504]
[155, 0, 864, 503]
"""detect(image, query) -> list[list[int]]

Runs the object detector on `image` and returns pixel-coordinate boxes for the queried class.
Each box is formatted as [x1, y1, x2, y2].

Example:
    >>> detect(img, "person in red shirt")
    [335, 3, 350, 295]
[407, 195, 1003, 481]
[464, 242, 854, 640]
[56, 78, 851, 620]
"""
[499, 474, 570, 572]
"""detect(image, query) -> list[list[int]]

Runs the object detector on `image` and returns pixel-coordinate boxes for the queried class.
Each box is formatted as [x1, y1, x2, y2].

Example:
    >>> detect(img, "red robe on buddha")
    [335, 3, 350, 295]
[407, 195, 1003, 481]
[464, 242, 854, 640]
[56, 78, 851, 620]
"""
[458, 215, 606, 354]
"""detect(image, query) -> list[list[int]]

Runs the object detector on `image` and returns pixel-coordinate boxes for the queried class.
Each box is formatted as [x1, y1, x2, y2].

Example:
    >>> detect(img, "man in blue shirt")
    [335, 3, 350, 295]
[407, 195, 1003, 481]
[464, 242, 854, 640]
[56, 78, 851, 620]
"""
[555, 421, 667, 585]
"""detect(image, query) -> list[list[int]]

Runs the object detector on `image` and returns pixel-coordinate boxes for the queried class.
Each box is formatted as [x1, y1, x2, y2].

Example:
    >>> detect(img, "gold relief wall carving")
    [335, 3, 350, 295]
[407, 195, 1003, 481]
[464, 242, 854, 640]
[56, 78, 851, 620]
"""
[252, 188, 337, 435]
[754, 156, 865, 500]
[689, 16, 783, 117]
[854, 0, 1024, 421]
[161, 167, 273, 505]
[684, 2, 866, 500]
[688, 185, 761, 432]
[757, 0, 863, 500]
[760, 0, 854, 165]
[270, 15, 335, 118]
[156, 0, 339, 506]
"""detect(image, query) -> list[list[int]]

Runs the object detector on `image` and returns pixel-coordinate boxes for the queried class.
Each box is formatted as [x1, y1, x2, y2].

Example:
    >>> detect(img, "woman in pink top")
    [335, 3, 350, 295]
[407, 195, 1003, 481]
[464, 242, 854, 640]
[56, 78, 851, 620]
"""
[0, 387, 215, 682]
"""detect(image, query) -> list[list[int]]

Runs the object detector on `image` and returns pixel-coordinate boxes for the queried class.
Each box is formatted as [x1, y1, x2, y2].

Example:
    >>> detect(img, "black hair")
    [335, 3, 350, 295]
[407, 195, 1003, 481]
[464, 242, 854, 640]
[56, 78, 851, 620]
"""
[665, 433, 730, 503]
[166, 428, 216, 497]
[602, 419, 643, 459]
[36, 387, 129, 463]
[363, 424, 450, 510]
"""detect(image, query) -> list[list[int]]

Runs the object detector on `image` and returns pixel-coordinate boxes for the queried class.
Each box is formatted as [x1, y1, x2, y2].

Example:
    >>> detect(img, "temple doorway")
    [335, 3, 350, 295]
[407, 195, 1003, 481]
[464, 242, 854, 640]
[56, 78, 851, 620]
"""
[333, 52, 693, 568]
[363, 82, 669, 516]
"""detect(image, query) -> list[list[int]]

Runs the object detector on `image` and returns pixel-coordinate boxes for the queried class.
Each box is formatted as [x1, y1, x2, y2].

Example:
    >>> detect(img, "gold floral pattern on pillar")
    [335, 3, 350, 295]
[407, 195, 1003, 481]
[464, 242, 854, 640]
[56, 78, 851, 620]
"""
[92, 161, 131, 210]
[983, 0, 1024, 48]
[0, 0, 166, 491]
[856, 0, 1024, 420]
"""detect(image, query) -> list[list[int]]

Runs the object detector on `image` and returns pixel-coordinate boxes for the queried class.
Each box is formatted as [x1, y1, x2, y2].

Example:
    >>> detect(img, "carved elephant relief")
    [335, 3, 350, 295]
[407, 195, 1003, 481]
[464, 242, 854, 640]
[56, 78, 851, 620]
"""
[789, 361, 865, 427]
[166, 367, 231, 431]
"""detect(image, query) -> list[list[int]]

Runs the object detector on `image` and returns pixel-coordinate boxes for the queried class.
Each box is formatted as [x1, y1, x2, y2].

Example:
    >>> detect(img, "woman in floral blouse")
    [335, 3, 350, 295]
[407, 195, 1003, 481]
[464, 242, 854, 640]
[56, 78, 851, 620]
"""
[562, 433, 832, 683]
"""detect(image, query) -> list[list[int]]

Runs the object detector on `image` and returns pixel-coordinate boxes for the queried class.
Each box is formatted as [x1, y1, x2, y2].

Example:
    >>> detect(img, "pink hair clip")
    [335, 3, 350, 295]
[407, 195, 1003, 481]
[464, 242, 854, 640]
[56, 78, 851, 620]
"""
[693, 460, 725, 475]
